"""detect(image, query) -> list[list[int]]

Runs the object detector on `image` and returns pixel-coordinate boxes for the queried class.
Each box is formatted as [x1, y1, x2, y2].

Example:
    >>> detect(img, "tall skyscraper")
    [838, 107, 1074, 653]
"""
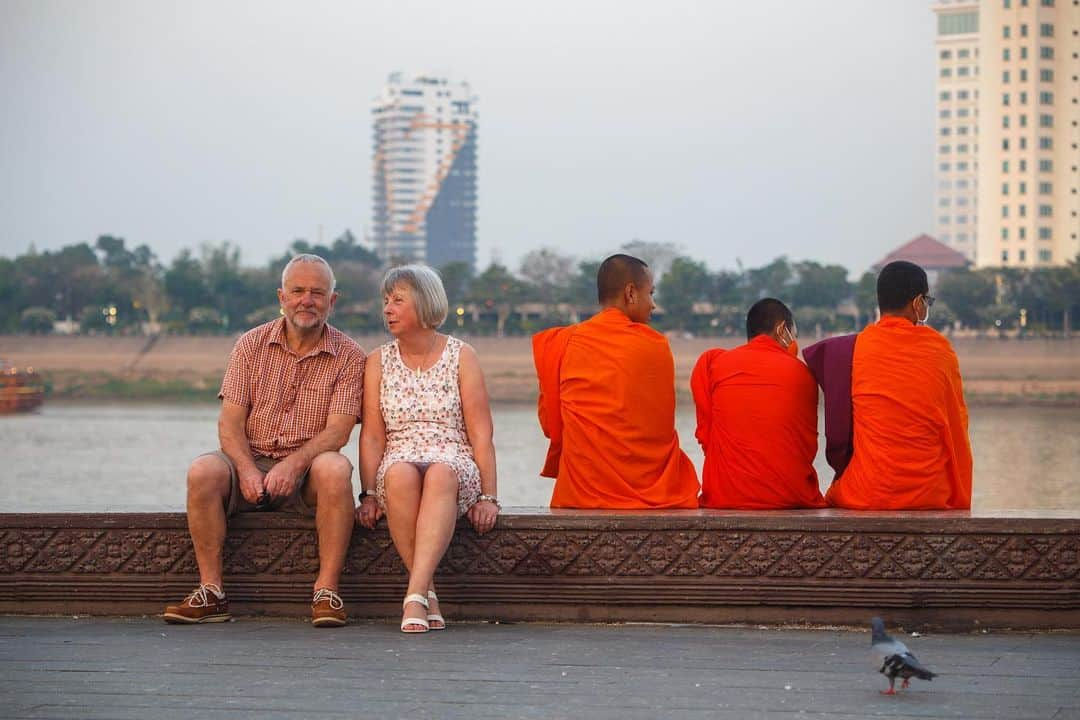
[975, 0, 1079, 268]
[932, 0, 1080, 268]
[372, 73, 479, 272]
[933, 1, 981, 263]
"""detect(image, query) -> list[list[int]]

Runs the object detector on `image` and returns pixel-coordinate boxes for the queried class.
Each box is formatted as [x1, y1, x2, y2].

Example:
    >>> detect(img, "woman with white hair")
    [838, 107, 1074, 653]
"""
[355, 264, 499, 633]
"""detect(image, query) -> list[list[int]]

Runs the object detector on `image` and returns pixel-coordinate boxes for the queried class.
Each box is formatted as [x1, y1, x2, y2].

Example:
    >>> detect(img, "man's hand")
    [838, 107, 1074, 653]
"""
[263, 455, 306, 499]
[238, 467, 267, 505]
[355, 496, 382, 529]
[468, 499, 499, 535]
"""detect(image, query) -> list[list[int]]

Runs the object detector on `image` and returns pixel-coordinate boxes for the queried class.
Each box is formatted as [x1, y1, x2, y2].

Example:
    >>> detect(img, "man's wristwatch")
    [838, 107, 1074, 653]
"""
[476, 494, 501, 509]
[358, 489, 373, 503]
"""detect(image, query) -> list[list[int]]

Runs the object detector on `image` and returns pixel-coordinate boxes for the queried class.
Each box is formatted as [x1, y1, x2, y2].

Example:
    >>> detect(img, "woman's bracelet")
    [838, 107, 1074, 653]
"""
[477, 493, 501, 509]
[357, 490, 375, 503]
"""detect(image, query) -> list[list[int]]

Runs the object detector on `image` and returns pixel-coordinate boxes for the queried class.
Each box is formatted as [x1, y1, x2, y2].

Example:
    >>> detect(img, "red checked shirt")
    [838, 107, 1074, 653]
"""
[218, 318, 366, 459]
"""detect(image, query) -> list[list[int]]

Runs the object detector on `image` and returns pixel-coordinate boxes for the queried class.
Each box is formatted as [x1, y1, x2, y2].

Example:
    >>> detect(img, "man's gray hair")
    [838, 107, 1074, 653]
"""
[381, 264, 448, 329]
[281, 254, 336, 293]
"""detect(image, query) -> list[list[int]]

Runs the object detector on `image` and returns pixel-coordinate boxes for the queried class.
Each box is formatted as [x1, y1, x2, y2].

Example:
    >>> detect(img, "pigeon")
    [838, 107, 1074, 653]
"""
[870, 617, 937, 695]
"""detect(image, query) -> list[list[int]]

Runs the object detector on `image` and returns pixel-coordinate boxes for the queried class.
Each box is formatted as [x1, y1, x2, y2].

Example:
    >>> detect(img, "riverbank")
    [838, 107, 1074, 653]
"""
[2, 334, 1079, 406]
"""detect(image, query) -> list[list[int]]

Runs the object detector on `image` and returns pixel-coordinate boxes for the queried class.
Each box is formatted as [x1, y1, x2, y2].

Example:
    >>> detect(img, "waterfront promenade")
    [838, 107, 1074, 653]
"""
[1, 616, 1077, 719]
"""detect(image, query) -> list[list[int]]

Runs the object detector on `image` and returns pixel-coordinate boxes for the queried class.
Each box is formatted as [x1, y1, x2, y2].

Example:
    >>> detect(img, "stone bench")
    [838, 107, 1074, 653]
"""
[1, 509, 1077, 630]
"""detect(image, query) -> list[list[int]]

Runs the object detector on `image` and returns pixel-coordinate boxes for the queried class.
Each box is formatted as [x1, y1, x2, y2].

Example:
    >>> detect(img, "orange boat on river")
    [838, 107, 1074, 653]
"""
[0, 360, 45, 413]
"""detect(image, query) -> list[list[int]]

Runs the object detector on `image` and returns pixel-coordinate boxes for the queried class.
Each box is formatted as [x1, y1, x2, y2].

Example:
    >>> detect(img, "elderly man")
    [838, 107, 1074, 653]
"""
[824, 260, 972, 510]
[533, 254, 699, 508]
[691, 298, 825, 509]
[164, 254, 365, 627]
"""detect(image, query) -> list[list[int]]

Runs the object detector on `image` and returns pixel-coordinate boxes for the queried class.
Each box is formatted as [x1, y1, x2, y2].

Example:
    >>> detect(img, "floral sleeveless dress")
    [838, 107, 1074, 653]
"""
[375, 335, 482, 517]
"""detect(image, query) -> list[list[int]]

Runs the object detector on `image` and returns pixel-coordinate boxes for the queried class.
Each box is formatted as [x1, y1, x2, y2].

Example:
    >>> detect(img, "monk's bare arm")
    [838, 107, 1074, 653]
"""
[357, 353, 386, 528]
[218, 400, 263, 503]
[460, 343, 498, 533]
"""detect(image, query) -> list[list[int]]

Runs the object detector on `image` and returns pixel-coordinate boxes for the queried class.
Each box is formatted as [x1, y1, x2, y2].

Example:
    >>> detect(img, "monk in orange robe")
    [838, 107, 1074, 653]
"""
[692, 298, 825, 509]
[826, 260, 973, 510]
[533, 254, 699, 508]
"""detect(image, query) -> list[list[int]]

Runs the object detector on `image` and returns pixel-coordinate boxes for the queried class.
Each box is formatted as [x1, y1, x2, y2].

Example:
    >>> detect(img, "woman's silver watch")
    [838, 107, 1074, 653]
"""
[476, 493, 501, 509]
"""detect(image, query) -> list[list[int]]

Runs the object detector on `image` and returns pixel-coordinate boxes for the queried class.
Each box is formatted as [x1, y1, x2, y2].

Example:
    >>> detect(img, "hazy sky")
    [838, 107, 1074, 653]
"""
[1, 0, 935, 277]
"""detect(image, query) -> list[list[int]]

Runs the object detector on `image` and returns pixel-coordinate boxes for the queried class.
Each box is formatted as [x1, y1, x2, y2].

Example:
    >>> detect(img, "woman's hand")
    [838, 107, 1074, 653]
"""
[468, 498, 499, 535]
[356, 496, 382, 529]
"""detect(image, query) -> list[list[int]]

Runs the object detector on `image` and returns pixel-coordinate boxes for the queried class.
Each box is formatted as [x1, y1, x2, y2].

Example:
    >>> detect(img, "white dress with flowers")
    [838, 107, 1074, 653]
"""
[374, 336, 481, 516]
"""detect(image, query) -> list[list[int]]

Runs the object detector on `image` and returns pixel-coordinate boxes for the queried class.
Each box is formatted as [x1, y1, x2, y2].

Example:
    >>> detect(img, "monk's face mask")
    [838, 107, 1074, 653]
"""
[916, 295, 934, 325]
[777, 324, 799, 357]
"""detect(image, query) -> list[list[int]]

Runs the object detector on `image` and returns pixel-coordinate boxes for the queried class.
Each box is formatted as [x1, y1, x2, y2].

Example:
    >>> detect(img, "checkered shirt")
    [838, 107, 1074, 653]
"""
[218, 318, 365, 459]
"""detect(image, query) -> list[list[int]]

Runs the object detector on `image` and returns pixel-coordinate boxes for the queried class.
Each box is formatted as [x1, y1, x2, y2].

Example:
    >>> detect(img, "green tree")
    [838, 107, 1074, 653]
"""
[468, 262, 528, 336]
[164, 249, 209, 317]
[711, 270, 742, 306]
[1062, 255, 1080, 336]
[853, 272, 877, 327]
[658, 256, 711, 330]
[518, 248, 575, 312]
[0, 257, 15, 331]
[742, 257, 792, 305]
[791, 261, 851, 309]
[568, 259, 602, 309]
[201, 241, 247, 331]
[53, 244, 106, 322]
[937, 269, 998, 328]
[95, 235, 136, 272]
[20, 307, 56, 334]
[270, 229, 381, 272]
[438, 261, 473, 310]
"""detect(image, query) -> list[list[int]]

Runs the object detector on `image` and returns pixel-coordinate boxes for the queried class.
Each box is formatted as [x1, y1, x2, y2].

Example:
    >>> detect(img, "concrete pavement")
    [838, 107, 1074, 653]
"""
[0, 617, 1077, 719]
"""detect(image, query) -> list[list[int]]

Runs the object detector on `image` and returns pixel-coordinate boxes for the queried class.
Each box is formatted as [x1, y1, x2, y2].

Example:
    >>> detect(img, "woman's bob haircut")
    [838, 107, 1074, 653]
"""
[381, 264, 449, 329]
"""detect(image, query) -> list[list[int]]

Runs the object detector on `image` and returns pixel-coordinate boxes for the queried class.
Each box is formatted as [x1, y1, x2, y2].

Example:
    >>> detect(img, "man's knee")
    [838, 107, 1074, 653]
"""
[309, 452, 353, 495]
[187, 455, 230, 502]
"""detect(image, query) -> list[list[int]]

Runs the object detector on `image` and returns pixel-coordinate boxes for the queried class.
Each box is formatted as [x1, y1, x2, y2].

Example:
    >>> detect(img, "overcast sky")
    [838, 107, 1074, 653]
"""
[1, 0, 935, 277]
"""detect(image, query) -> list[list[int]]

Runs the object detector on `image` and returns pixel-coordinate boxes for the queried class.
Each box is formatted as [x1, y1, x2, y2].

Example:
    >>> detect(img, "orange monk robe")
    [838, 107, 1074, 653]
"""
[825, 316, 973, 510]
[533, 307, 700, 509]
[691, 337, 825, 509]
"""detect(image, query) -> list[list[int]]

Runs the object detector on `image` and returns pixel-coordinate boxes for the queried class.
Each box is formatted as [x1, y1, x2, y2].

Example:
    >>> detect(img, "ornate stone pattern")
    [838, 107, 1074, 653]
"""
[443, 529, 1080, 582]
[2, 518, 1077, 586]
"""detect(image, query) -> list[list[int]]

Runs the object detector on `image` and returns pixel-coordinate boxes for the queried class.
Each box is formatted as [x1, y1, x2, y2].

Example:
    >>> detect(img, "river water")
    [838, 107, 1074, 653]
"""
[2, 403, 1078, 512]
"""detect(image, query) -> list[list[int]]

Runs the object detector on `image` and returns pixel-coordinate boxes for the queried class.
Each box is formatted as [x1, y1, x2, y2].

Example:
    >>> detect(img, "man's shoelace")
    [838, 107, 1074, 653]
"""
[312, 588, 343, 610]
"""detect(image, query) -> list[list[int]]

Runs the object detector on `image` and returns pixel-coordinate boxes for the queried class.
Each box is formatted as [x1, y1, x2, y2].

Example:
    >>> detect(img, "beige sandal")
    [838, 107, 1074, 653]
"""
[400, 593, 430, 633]
[427, 590, 446, 630]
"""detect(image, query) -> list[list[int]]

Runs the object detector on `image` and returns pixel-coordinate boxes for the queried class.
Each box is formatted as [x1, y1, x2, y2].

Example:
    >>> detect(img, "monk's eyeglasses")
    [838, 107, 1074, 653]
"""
[923, 295, 936, 307]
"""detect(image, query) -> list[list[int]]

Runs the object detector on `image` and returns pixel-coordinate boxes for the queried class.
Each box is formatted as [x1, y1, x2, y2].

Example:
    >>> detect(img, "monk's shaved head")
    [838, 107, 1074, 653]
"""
[877, 261, 930, 313]
[597, 254, 651, 304]
[746, 298, 794, 341]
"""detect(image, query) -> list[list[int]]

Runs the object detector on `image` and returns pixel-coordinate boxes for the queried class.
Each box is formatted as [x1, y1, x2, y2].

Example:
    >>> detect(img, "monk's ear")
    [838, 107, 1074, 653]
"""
[624, 282, 637, 305]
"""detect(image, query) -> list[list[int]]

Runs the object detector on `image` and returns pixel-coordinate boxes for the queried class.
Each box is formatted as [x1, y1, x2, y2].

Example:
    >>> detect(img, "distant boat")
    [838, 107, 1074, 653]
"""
[0, 360, 44, 414]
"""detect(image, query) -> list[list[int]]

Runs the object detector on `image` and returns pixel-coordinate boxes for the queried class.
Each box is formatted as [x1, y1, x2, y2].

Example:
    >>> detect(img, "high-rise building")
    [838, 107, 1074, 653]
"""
[372, 73, 479, 272]
[932, 0, 1080, 269]
[975, 0, 1079, 268]
[933, 1, 982, 263]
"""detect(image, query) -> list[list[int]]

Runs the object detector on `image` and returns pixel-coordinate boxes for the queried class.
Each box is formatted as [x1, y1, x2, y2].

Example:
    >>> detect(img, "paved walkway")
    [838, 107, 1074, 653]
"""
[0, 617, 1077, 719]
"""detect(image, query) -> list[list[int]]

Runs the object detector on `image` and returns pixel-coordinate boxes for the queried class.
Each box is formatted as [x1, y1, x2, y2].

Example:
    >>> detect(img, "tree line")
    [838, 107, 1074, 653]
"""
[2, 233, 1078, 337]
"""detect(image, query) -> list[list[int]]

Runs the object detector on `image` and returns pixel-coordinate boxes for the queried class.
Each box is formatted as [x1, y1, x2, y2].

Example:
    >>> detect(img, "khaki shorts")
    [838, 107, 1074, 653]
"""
[200, 450, 316, 517]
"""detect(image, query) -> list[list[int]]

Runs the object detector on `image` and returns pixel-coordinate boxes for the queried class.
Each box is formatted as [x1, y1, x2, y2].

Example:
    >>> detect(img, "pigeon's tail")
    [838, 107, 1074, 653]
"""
[910, 664, 937, 681]
[904, 655, 938, 681]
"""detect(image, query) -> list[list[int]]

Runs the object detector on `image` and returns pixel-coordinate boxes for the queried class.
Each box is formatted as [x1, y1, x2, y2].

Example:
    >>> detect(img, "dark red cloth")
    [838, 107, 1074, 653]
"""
[802, 334, 857, 480]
